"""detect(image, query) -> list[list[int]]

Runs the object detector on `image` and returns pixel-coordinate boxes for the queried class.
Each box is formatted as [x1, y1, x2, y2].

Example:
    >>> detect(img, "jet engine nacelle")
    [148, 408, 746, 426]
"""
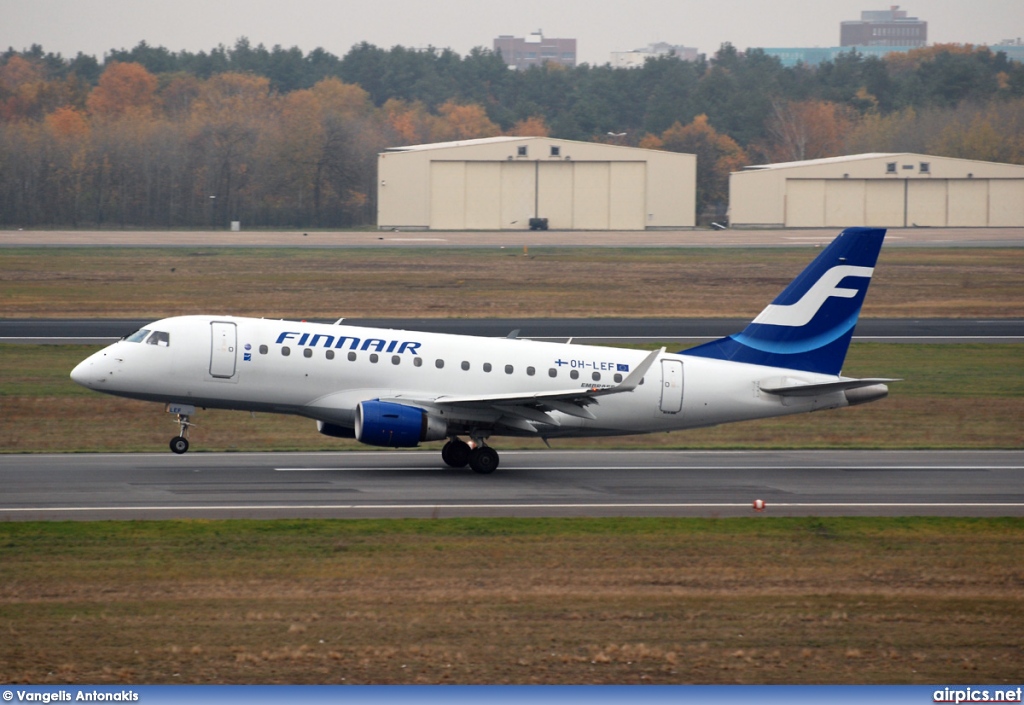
[354, 400, 448, 448]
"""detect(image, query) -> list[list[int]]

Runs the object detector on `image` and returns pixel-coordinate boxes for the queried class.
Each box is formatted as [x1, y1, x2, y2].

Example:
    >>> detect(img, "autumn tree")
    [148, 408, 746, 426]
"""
[0, 56, 43, 120]
[927, 99, 1024, 164]
[86, 62, 158, 117]
[761, 99, 855, 162]
[382, 98, 433, 145]
[42, 106, 90, 224]
[269, 78, 382, 226]
[187, 73, 274, 225]
[430, 101, 501, 141]
[657, 115, 749, 219]
[506, 115, 549, 137]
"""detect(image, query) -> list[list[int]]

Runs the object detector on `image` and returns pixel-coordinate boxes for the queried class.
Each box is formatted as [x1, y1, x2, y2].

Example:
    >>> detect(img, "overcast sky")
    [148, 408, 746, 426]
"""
[5, 0, 1023, 66]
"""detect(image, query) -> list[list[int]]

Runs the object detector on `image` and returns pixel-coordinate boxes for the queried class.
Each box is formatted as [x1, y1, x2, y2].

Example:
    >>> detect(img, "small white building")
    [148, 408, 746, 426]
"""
[729, 153, 1024, 228]
[610, 42, 699, 68]
[377, 136, 695, 231]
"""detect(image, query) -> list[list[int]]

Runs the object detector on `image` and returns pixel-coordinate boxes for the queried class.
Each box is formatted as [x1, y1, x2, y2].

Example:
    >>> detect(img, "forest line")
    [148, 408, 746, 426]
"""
[2, 40, 1022, 227]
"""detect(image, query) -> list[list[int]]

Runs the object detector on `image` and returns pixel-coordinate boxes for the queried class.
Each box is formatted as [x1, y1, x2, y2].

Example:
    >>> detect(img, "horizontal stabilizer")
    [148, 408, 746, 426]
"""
[759, 378, 900, 397]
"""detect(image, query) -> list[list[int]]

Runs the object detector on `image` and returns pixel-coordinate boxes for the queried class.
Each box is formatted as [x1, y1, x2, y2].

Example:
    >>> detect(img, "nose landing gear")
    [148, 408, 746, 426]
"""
[166, 403, 196, 454]
[170, 433, 190, 454]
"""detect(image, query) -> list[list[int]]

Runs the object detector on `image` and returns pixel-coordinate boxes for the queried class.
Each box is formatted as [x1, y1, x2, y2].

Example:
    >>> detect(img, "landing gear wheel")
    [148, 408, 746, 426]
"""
[442, 439, 471, 468]
[469, 446, 499, 474]
[170, 436, 190, 454]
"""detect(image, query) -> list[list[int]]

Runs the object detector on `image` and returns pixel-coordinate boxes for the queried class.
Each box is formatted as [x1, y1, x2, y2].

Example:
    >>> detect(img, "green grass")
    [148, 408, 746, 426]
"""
[3, 246, 1023, 318]
[2, 517, 1022, 684]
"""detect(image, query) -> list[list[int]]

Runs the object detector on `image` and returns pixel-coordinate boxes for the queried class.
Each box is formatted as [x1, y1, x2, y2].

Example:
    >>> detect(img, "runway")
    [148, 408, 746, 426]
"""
[1, 449, 1021, 520]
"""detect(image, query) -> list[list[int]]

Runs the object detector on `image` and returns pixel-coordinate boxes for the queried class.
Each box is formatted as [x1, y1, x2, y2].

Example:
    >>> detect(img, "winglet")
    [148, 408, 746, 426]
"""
[606, 346, 663, 397]
[591, 347, 663, 396]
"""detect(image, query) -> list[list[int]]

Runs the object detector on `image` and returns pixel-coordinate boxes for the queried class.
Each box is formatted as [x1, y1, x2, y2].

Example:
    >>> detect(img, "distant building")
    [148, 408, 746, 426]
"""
[759, 41, 1023, 69]
[993, 38, 1024, 63]
[610, 42, 699, 69]
[840, 5, 927, 47]
[494, 31, 577, 70]
[377, 137, 696, 231]
[729, 153, 1024, 228]
[761, 45, 916, 67]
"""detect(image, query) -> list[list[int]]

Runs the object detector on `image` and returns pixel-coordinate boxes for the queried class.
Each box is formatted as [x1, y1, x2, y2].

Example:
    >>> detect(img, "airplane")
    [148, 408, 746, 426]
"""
[70, 227, 896, 474]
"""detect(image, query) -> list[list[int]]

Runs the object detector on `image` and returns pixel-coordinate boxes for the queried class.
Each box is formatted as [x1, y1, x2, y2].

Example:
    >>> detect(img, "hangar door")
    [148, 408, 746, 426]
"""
[785, 178, 1024, 228]
[429, 161, 646, 230]
[786, 179, 890, 227]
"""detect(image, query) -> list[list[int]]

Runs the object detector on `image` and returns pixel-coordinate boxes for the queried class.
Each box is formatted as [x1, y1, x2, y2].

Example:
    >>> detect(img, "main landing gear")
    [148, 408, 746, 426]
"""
[442, 436, 499, 474]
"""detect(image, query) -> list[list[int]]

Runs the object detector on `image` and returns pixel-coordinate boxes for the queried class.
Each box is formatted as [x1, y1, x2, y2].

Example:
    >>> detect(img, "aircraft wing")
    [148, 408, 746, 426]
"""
[383, 347, 663, 429]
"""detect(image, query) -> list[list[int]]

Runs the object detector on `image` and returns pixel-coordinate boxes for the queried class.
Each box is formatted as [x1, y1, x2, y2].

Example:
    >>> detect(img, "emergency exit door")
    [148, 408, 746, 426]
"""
[659, 359, 684, 414]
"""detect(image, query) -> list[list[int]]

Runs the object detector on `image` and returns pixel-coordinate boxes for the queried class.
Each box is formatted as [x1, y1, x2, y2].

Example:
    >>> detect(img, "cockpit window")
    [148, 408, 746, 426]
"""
[146, 331, 170, 347]
[125, 329, 150, 343]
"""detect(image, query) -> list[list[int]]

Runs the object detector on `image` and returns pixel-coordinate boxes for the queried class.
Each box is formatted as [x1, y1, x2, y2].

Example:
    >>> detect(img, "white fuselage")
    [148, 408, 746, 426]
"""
[71, 315, 852, 440]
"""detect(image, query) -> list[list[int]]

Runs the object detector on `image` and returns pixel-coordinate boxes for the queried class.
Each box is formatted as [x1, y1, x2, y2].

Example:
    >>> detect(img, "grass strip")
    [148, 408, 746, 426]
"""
[1, 517, 1021, 684]
[2, 246, 1023, 319]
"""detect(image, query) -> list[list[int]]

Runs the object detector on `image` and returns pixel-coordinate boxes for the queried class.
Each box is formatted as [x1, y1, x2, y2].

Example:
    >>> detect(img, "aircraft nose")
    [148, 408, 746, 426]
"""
[70, 358, 92, 387]
[70, 351, 110, 389]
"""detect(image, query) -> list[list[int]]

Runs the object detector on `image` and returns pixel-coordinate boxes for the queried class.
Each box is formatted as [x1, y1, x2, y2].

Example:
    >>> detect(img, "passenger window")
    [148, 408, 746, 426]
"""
[281, 347, 290, 356]
[436, 359, 445, 369]
[592, 371, 601, 381]
[614, 373, 623, 383]
[303, 348, 313, 358]
[548, 368, 557, 378]
[326, 350, 335, 360]
[392, 355, 401, 365]
[527, 366, 535, 376]
[259, 345, 268, 355]
[414, 357, 423, 367]
[125, 329, 150, 343]
[505, 365, 514, 374]
[483, 362, 492, 372]
[348, 352, 357, 362]
[570, 370, 579, 380]
[461, 361, 470, 371]
[369, 353, 379, 363]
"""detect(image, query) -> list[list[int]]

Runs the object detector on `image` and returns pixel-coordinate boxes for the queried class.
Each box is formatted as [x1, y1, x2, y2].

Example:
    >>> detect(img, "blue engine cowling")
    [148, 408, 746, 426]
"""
[354, 400, 448, 448]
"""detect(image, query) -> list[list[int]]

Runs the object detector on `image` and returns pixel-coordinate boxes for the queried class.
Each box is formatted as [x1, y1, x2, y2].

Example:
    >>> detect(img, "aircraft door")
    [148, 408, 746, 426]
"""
[659, 359, 683, 414]
[209, 321, 238, 379]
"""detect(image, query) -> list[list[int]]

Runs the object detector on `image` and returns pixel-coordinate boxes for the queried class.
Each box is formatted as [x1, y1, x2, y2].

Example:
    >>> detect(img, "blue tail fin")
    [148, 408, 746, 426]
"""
[683, 227, 886, 375]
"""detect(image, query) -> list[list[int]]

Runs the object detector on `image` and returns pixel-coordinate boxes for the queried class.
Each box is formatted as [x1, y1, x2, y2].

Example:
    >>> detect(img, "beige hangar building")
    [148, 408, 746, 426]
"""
[729, 153, 1024, 228]
[377, 136, 696, 230]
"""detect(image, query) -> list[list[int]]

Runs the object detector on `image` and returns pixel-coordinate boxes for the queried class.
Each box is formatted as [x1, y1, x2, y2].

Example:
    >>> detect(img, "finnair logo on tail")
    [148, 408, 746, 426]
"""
[752, 265, 874, 328]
